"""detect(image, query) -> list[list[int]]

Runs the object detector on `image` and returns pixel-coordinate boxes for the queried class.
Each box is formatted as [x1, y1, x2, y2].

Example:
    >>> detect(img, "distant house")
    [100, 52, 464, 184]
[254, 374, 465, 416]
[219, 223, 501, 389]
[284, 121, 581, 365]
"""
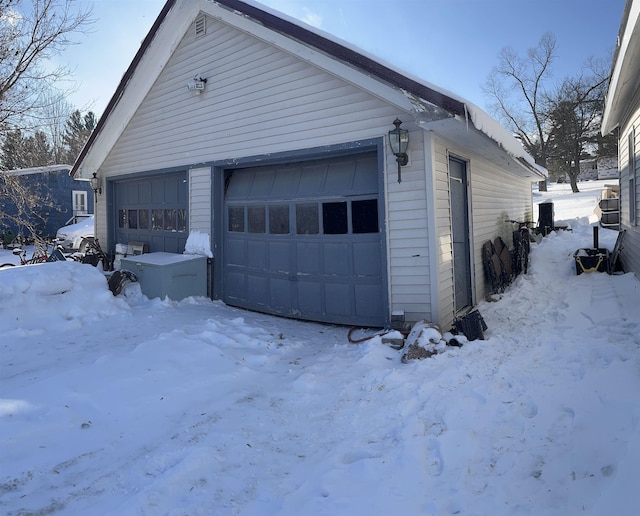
[71, 0, 545, 329]
[596, 156, 619, 180]
[575, 157, 617, 182]
[1, 165, 94, 240]
[602, 0, 640, 279]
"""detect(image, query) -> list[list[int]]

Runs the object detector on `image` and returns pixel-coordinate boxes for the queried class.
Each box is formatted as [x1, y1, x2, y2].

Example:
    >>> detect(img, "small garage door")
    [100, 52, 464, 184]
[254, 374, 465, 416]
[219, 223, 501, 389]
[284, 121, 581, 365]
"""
[223, 152, 385, 326]
[114, 172, 188, 253]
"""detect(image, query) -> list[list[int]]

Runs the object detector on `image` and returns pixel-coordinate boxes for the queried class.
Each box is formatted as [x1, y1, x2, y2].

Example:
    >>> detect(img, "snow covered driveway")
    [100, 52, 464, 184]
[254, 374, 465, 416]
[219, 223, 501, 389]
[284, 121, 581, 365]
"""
[1, 196, 640, 514]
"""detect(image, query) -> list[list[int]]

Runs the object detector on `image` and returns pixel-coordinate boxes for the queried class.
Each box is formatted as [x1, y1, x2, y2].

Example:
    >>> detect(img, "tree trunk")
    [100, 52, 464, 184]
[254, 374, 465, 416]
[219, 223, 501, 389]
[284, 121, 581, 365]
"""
[569, 175, 580, 193]
[568, 159, 580, 193]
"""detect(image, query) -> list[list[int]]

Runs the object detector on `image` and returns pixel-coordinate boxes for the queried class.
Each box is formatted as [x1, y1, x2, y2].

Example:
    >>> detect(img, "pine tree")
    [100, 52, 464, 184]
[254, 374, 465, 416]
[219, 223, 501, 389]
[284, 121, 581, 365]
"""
[61, 110, 96, 164]
[24, 131, 53, 167]
[1, 129, 26, 170]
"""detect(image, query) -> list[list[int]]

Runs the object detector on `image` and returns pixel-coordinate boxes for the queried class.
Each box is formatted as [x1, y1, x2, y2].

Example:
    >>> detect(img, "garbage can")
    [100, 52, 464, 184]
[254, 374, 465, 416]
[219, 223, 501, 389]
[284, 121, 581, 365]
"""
[538, 202, 554, 234]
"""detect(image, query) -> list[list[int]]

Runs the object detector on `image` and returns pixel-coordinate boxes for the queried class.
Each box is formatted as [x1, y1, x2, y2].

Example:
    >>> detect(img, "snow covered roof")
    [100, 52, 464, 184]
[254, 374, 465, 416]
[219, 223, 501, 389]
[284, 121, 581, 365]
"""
[602, 0, 640, 134]
[2, 165, 73, 177]
[71, 0, 545, 180]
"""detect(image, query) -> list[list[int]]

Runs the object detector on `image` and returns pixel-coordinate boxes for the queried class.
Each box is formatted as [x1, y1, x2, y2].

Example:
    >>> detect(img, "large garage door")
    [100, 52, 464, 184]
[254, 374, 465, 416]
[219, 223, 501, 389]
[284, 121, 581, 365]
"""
[114, 172, 188, 253]
[223, 152, 385, 326]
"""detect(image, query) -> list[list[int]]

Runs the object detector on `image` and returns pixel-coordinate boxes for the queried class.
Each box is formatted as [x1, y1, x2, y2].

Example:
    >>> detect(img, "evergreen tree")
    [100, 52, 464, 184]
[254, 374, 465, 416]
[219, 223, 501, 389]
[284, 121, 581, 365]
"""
[24, 131, 52, 167]
[61, 110, 96, 164]
[1, 129, 25, 170]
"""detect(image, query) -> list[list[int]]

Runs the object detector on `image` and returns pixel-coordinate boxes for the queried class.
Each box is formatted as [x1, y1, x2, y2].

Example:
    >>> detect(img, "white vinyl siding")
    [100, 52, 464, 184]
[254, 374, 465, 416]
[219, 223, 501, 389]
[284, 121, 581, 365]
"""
[385, 131, 431, 323]
[431, 135, 535, 327]
[188, 167, 211, 236]
[619, 111, 640, 278]
[99, 17, 399, 177]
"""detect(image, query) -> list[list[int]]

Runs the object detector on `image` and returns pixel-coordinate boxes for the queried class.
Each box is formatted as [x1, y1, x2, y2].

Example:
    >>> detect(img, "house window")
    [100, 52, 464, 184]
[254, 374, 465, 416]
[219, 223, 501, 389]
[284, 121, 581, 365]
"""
[630, 129, 637, 225]
[73, 190, 87, 215]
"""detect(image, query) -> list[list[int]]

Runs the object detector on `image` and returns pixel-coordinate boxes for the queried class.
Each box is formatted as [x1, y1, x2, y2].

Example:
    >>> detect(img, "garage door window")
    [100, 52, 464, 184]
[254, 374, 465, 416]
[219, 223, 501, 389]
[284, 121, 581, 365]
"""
[269, 205, 289, 234]
[139, 209, 150, 230]
[152, 209, 163, 230]
[352, 199, 378, 234]
[164, 209, 176, 231]
[229, 206, 244, 232]
[296, 203, 319, 235]
[248, 206, 266, 233]
[322, 202, 348, 234]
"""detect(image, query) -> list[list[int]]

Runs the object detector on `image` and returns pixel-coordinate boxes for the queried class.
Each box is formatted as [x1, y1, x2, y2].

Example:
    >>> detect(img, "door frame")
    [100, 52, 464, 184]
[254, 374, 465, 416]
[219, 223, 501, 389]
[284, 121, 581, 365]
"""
[448, 154, 473, 313]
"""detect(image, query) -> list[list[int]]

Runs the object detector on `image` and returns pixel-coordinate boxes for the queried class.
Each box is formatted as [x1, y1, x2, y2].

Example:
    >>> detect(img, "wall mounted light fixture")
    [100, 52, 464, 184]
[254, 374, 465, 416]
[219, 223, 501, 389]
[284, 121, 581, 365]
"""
[90, 171, 102, 196]
[388, 118, 409, 183]
[187, 74, 208, 94]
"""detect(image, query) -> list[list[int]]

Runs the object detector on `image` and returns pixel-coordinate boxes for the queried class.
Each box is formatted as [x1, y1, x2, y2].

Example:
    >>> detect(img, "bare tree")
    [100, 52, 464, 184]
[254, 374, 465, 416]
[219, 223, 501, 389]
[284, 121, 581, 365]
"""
[546, 60, 612, 193]
[39, 89, 75, 163]
[0, 0, 92, 133]
[0, 170, 56, 246]
[483, 33, 557, 191]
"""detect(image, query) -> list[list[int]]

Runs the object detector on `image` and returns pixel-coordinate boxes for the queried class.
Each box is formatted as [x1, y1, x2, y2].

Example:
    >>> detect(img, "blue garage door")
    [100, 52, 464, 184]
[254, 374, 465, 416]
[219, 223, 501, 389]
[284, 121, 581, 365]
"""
[223, 152, 385, 326]
[114, 172, 188, 253]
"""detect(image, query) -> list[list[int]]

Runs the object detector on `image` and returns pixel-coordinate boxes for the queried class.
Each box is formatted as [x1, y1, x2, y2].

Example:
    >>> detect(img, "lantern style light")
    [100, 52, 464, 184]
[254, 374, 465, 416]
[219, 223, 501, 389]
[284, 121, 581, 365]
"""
[388, 118, 409, 182]
[90, 171, 102, 196]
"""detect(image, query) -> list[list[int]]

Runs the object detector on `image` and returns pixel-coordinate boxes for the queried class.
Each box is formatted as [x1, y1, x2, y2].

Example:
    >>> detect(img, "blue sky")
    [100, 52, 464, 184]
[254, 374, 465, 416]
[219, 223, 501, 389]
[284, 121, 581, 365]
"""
[62, 0, 625, 116]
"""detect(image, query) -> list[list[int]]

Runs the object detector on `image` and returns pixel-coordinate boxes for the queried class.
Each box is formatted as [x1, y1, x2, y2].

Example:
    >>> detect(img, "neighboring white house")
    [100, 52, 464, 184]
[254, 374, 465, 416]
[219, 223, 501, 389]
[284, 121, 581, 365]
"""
[577, 157, 618, 181]
[602, 0, 640, 279]
[71, 0, 545, 329]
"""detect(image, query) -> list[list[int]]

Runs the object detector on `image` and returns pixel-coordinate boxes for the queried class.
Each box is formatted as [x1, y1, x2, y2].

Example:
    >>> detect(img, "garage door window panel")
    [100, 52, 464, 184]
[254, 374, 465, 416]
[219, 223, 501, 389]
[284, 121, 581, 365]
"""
[177, 209, 187, 232]
[139, 209, 150, 230]
[322, 202, 348, 234]
[296, 203, 319, 235]
[229, 206, 245, 232]
[164, 209, 176, 231]
[352, 199, 378, 234]
[269, 205, 289, 234]
[248, 206, 266, 233]
[128, 210, 138, 230]
[152, 209, 163, 230]
[118, 209, 128, 229]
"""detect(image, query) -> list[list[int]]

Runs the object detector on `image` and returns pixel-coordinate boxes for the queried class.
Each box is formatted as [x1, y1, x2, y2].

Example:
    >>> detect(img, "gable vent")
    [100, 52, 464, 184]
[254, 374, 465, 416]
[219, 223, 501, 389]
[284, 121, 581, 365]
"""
[195, 15, 206, 37]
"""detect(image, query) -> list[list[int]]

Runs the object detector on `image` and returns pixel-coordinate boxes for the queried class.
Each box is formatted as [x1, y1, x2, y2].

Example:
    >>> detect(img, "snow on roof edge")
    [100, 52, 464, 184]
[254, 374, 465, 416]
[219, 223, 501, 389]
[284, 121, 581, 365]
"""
[465, 101, 548, 177]
[240, 0, 546, 178]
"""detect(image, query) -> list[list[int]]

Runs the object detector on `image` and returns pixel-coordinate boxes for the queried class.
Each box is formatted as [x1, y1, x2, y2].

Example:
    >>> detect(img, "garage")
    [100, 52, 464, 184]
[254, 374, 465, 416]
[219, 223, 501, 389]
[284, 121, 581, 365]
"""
[113, 172, 188, 253]
[223, 151, 386, 326]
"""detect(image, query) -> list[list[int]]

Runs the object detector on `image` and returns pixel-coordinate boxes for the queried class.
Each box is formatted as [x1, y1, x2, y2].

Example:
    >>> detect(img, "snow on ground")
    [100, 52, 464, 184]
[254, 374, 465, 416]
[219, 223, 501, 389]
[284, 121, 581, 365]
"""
[1, 180, 639, 515]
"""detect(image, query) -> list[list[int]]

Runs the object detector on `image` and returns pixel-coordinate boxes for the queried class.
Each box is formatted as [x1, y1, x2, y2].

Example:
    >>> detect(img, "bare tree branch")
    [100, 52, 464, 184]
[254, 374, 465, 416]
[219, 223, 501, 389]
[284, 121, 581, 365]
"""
[0, 0, 93, 132]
